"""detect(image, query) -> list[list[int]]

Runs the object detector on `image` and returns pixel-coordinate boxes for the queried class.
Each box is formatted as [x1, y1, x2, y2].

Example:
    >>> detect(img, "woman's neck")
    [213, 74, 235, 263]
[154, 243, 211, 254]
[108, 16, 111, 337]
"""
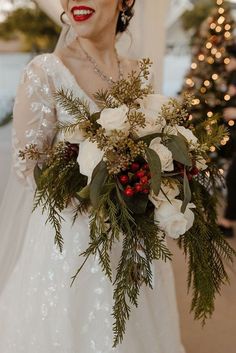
[73, 27, 118, 68]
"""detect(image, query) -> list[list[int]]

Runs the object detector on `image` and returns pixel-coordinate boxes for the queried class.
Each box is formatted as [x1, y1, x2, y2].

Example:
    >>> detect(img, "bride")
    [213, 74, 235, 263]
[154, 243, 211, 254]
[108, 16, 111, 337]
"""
[0, 1, 185, 352]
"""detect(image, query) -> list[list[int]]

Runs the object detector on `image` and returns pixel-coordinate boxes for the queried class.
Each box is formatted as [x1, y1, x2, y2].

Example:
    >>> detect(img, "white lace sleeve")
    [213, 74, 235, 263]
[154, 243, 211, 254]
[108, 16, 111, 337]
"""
[12, 56, 57, 187]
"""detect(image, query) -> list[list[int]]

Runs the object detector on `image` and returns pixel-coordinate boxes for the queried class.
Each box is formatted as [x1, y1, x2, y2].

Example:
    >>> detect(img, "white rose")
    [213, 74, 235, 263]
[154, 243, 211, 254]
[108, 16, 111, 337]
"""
[149, 137, 174, 172]
[163, 125, 178, 136]
[97, 105, 130, 135]
[62, 126, 86, 144]
[77, 140, 104, 183]
[176, 126, 198, 150]
[149, 182, 180, 208]
[154, 199, 195, 239]
[135, 94, 168, 137]
[196, 156, 208, 171]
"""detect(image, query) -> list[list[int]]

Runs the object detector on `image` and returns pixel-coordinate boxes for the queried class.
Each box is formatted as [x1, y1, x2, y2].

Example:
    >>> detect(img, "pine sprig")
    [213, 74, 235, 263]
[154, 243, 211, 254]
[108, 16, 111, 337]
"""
[93, 90, 120, 109]
[112, 233, 141, 347]
[31, 143, 87, 251]
[111, 200, 171, 346]
[55, 88, 91, 121]
[178, 179, 236, 322]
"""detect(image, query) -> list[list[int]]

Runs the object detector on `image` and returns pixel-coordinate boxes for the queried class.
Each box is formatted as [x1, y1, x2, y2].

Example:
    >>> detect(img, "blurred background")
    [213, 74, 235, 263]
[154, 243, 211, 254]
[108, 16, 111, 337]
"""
[0, 1, 235, 352]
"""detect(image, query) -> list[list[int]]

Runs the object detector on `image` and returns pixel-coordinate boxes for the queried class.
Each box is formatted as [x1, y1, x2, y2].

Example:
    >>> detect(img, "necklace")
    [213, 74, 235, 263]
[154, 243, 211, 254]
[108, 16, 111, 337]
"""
[80, 45, 123, 85]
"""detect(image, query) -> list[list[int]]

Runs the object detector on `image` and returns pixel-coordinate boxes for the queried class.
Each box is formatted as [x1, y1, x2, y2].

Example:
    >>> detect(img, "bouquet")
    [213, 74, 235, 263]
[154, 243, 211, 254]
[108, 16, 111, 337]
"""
[20, 59, 235, 346]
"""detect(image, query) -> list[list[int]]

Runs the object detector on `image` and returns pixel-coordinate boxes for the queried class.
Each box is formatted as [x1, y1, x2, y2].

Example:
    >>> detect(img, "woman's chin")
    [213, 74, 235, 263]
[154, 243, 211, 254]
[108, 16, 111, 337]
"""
[71, 25, 98, 41]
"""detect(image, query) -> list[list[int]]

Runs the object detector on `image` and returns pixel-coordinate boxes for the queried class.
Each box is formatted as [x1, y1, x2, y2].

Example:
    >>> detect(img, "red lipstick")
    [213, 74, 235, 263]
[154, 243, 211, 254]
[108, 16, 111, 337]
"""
[71, 6, 95, 22]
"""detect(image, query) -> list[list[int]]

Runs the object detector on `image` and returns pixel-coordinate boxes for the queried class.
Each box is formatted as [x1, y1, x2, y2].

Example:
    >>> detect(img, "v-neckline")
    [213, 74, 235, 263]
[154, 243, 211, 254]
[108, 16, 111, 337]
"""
[50, 52, 99, 109]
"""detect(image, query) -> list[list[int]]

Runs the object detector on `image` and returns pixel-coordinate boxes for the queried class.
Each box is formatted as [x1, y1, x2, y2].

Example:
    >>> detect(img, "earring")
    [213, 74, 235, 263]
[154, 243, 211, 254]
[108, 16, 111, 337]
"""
[60, 11, 70, 25]
[121, 11, 130, 26]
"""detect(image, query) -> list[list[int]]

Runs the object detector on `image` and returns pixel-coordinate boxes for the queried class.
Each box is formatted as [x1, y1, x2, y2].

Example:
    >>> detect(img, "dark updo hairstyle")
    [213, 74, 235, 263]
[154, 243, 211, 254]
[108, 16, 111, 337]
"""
[116, 0, 136, 34]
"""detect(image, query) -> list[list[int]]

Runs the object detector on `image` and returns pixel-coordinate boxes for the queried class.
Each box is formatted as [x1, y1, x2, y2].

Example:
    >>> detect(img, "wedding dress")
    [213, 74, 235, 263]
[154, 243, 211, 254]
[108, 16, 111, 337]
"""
[0, 53, 185, 353]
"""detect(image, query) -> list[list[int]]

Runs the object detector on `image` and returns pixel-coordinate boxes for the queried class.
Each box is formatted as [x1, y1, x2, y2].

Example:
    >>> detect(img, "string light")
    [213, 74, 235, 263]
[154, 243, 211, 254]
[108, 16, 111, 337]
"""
[206, 42, 213, 49]
[207, 57, 215, 64]
[218, 7, 225, 15]
[210, 146, 216, 152]
[204, 80, 210, 87]
[216, 0, 223, 5]
[201, 87, 207, 93]
[211, 48, 217, 55]
[225, 24, 231, 31]
[192, 98, 200, 105]
[198, 54, 205, 61]
[215, 26, 222, 33]
[186, 78, 194, 87]
[215, 52, 222, 59]
[224, 94, 230, 101]
[224, 58, 230, 64]
[207, 111, 213, 117]
[228, 120, 235, 126]
[191, 63, 197, 69]
[224, 31, 231, 39]
[212, 74, 219, 80]
[210, 23, 216, 30]
[218, 16, 225, 25]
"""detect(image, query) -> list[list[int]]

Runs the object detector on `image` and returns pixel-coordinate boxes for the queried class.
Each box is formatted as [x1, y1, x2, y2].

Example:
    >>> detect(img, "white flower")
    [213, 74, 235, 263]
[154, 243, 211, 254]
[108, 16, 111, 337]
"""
[163, 125, 178, 136]
[149, 137, 174, 172]
[62, 126, 86, 144]
[97, 105, 129, 135]
[196, 156, 208, 171]
[154, 199, 195, 239]
[176, 126, 198, 150]
[77, 140, 104, 183]
[149, 182, 180, 208]
[135, 94, 168, 137]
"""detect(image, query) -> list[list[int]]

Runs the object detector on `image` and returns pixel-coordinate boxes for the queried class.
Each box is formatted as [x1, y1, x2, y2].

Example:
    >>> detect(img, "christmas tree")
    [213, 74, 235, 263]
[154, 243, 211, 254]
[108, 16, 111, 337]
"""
[181, 0, 235, 155]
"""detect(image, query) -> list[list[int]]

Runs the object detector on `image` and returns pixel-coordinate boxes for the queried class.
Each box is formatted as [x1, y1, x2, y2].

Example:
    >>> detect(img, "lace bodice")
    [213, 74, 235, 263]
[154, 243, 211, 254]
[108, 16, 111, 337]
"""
[12, 53, 98, 187]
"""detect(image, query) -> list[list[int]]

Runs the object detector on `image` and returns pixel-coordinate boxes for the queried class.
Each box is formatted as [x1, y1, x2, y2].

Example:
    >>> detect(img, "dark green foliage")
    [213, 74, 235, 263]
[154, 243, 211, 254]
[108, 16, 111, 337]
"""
[178, 178, 236, 322]
[181, 0, 216, 33]
[0, 3, 60, 52]
[32, 143, 88, 251]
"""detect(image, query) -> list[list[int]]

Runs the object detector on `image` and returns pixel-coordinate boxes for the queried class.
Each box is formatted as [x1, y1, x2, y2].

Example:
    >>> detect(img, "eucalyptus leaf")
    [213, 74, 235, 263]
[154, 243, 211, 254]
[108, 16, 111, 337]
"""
[77, 185, 90, 200]
[90, 161, 108, 208]
[145, 147, 162, 196]
[136, 132, 163, 145]
[166, 134, 192, 167]
[181, 169, 192, 213]
[34, 164, 42, 189]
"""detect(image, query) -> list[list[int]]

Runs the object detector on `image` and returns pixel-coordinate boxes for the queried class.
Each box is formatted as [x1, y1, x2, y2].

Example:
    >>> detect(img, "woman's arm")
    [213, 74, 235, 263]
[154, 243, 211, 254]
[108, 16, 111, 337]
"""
[12, 56, 57, 187]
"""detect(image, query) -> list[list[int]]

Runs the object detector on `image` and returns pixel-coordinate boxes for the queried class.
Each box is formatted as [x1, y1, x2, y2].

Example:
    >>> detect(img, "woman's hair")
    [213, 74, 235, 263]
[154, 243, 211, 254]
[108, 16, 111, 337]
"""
[116, 0, 136, 34]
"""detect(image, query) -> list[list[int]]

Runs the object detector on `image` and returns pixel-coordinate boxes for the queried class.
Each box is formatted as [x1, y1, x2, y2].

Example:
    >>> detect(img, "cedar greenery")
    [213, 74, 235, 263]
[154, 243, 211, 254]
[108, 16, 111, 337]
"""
[19, 59, 236, 346]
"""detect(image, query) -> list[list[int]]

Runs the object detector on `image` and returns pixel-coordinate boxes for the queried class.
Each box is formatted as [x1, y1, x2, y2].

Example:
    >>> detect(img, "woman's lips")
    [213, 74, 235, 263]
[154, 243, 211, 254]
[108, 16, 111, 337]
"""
[71, 6, 95, 22]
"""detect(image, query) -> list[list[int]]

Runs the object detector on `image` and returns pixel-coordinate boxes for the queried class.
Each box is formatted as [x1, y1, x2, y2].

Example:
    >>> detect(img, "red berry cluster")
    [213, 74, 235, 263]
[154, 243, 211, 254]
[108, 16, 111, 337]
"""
[118, 162, 151, 197]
